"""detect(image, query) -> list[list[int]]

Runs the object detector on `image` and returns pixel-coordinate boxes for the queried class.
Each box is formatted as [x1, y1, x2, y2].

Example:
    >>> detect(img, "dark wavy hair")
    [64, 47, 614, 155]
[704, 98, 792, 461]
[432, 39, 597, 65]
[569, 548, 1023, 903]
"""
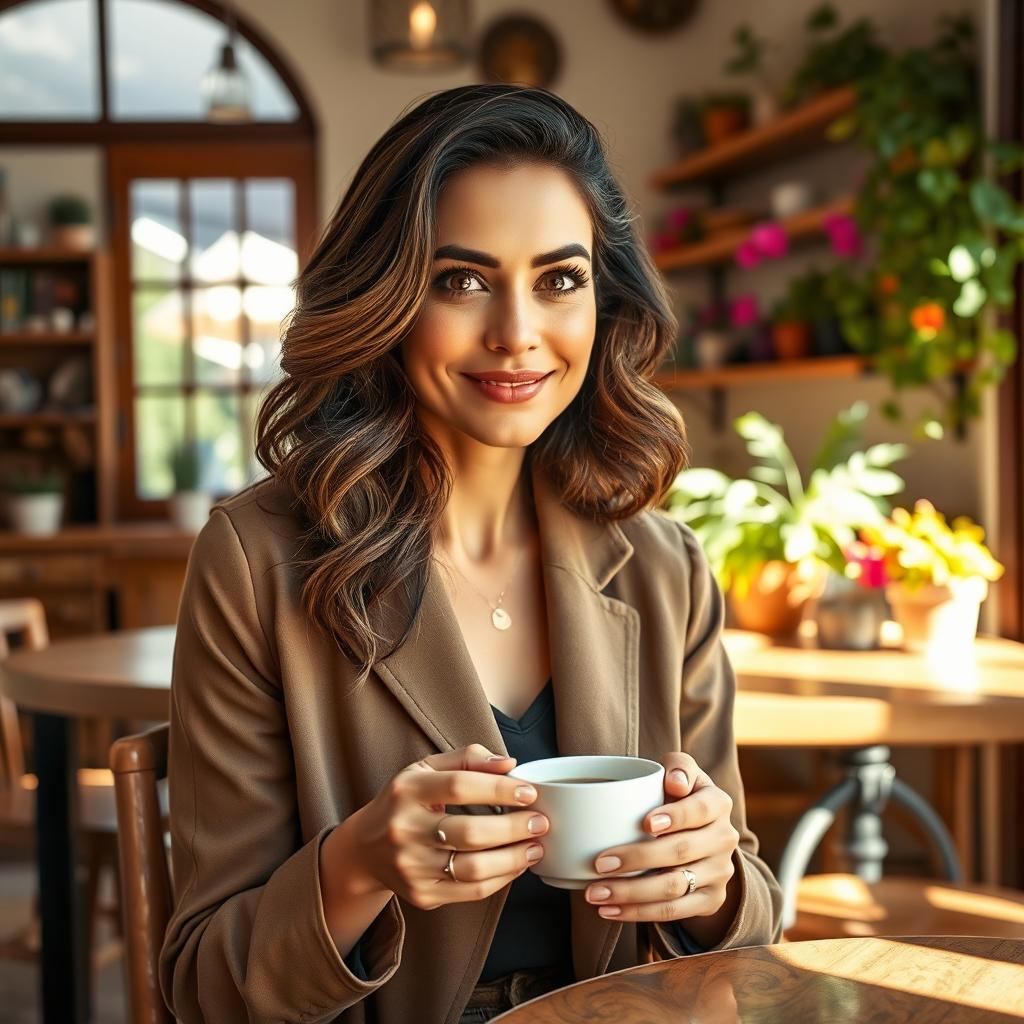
[255, 84, 688, 684]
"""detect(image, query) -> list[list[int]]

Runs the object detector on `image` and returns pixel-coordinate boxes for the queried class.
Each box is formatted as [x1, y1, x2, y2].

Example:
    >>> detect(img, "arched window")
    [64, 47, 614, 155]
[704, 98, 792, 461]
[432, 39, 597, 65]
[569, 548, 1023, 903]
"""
[0, 0, 317, 519]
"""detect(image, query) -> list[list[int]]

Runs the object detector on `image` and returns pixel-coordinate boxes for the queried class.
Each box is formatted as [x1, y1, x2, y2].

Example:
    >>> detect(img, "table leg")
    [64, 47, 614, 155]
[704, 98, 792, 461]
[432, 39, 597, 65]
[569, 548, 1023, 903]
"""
[981, 744, 1001, 885]
[34, 712, 90, 1024]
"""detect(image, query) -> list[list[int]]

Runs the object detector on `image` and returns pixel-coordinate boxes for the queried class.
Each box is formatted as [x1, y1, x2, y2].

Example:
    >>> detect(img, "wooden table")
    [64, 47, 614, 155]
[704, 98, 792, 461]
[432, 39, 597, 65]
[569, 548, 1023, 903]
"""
[5, 626, 1024, 1022]
[491, 935, 1024, 1022]
[724, 629, 1024, 924]
[0, 626, 172, 1024]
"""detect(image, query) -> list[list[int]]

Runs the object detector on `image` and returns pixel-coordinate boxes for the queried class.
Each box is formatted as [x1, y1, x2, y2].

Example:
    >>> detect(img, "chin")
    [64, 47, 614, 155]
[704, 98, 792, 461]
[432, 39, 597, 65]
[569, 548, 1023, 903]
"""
[463, 418, 552, 450]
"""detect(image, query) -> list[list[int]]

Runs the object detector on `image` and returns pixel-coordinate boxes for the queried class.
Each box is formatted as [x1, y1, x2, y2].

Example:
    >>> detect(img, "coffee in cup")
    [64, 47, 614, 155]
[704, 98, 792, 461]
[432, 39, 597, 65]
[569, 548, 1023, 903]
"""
[506, 755, 665, 889]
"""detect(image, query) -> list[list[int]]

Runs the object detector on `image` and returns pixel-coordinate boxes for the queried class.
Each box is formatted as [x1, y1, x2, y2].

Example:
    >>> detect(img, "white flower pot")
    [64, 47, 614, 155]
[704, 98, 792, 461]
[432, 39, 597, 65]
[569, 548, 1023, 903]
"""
[7, 493, 64, 535]
[694, 330, 732, 369]
[886, 577, 987, 655]
[169, 490, 213, 533]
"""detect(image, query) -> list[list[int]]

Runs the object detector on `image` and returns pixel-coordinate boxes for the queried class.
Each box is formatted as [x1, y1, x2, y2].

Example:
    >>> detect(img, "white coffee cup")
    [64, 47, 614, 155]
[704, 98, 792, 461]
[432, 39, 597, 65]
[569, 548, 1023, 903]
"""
[506, 755, 666, 890]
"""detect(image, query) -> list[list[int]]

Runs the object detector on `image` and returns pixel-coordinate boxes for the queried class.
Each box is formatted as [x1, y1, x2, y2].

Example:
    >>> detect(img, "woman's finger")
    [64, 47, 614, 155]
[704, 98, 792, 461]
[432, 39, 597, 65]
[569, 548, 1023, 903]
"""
[585, 854, 735, 922]
[435, 839, 544, 890]
[643, 783, 734, 837]
[593, 817, 734, 881]
[416, 804, 549, 851]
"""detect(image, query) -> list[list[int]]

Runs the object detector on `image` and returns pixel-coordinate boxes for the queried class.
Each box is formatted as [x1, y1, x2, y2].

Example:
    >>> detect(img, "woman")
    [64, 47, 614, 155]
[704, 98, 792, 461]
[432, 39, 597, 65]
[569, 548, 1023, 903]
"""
[159, 84, 782, 1024]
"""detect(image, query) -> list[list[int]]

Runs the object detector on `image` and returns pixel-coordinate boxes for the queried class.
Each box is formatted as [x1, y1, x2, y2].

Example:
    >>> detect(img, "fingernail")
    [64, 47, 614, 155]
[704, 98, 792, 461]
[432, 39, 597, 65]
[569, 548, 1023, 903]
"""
[599, 906, 622, 917]
[595, 855, 622, 873]
[528, 815, 547, 834]
[649, 814, 671, 833]
[670, 769, 689, 788]
[588, 885, 612, 902]
[488, 754, 513, 762]
[514, 786, 537, 804]
[527, 845, 544, 862]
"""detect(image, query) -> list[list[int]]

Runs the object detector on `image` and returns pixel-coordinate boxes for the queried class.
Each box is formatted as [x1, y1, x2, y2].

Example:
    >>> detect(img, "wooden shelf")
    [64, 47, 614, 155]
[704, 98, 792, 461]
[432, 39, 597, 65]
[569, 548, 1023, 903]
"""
[0, 247, 96, 265]
[0, 331, 93, 345]
[653, 195, 855, 273]
[650, 86, 857, 189]
[653, 355, 867, 391]
[0, 409, 97, 427]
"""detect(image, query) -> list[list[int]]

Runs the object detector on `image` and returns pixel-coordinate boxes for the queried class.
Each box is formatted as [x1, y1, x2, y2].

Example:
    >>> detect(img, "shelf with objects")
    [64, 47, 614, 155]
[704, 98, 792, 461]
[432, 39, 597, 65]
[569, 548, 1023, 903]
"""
[0, 246, 114, 531]
[648, 82, 865, 431]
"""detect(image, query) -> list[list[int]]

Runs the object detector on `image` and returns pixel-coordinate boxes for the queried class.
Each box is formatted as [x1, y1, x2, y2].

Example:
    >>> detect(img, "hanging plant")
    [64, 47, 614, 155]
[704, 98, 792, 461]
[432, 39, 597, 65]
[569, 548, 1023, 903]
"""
[824, 12, 1024, 436]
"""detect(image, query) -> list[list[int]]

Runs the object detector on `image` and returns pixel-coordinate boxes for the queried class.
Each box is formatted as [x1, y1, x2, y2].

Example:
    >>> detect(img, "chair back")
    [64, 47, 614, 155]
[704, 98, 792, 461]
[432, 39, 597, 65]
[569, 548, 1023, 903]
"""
[110, 723, 173, 1024]
[0, 598, 50, 788]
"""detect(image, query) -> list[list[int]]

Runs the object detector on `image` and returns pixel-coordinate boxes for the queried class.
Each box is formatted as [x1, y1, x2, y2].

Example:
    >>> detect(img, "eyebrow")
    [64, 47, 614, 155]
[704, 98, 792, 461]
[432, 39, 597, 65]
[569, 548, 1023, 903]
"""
[432, 243, 591, 268]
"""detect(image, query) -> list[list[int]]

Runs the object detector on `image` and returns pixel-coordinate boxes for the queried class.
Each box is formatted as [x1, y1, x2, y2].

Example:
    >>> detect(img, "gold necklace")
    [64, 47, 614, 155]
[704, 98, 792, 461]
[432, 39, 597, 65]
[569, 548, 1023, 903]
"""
[439, 546, 529, 631]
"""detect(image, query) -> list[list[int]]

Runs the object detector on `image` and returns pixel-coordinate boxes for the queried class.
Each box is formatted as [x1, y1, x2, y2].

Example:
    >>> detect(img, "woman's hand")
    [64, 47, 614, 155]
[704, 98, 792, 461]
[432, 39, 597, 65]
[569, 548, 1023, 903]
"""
[339, 743, 548, 911]
[583, 753, 740, 939]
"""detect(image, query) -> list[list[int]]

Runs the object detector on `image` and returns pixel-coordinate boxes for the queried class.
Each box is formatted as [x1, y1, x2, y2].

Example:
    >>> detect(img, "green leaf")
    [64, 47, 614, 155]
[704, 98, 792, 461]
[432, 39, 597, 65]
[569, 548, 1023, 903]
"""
[671, 467, 731, 499]
[952, 279, 987, 317]
[970, 180, 1024, 231]
[749, 465, 786, 486]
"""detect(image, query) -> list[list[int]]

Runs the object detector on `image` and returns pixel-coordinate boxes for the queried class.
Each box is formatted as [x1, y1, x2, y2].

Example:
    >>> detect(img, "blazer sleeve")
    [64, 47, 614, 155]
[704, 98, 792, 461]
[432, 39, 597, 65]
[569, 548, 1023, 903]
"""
[159, 508, 405, 1023]
[649, 521, 784, 959]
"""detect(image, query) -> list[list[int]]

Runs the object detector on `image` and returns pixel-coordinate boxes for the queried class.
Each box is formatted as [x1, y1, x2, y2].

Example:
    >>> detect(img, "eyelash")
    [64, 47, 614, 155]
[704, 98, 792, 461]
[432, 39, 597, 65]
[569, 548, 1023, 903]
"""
[433, 263, 591, 300]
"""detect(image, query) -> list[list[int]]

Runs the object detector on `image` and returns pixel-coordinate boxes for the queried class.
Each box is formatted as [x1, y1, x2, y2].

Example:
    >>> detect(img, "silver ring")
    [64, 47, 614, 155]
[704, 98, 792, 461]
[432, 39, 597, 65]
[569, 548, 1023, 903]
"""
[434, 814, 450, 845]
[682, 867, 697, 895]
[443, 849, 460, 882]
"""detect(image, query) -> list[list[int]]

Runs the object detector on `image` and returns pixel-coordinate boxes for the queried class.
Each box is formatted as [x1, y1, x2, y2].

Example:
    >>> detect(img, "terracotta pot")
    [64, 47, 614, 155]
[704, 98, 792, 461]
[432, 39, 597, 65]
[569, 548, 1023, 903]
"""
[771, 321, 812, 360]
[702, 105, 749, 145]
[730, 560, 826, 636]
[886, 577, 987, 655]
[50, 224, 95, 250]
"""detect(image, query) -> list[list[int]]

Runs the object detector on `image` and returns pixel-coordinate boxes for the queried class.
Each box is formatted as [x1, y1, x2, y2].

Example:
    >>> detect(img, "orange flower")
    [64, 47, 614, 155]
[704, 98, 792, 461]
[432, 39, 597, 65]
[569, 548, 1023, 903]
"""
[878, 273, 900, 295]
[910, 302, 945, 340]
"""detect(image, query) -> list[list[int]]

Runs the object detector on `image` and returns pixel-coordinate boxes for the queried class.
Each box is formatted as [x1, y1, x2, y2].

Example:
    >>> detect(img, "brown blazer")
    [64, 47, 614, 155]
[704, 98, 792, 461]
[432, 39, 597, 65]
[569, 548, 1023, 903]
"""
[159, 461, 783, 1024]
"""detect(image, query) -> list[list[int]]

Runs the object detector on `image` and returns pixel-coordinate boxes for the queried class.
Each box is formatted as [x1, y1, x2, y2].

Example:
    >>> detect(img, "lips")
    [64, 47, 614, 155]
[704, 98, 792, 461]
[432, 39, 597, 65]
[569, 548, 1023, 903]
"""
[461, 370, 554, 404]
[462, 370, 554, 385]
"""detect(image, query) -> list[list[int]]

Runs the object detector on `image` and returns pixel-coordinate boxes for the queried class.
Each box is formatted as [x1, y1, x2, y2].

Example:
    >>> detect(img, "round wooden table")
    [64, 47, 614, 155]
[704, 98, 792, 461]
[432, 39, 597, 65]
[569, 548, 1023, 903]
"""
[491, 935, 1024, 1023]
[0, 625, 173, 1024]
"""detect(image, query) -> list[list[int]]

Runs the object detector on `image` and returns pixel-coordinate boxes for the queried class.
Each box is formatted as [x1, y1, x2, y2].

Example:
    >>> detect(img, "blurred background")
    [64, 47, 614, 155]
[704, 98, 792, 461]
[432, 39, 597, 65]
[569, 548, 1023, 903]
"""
[1, 1, 1023, 1021]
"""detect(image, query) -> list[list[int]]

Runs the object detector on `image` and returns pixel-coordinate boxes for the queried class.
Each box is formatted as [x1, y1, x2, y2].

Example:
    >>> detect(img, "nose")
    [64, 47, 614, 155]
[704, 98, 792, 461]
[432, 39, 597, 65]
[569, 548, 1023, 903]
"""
[484, 287, 542, 356]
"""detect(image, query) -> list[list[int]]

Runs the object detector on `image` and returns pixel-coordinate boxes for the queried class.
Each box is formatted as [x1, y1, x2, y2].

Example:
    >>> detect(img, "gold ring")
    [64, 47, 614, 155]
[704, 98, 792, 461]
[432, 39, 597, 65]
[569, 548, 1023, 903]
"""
[434, 814, 450, 845]
[682, 867, 697, 895]
[443, 849, 460, 882]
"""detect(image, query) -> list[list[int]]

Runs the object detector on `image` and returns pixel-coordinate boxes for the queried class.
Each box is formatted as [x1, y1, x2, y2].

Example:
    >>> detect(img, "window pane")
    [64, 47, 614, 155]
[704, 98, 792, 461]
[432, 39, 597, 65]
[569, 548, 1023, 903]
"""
[190, 179, 239, 283]
[243, 286, 288, 386]
[0, 0, 99, 119]
[131, 180, 184, 282]
[195, 391, 244, 495]
[244, 391, 269, 486]
[242, 180, 298, 284]
[193, 285, 241, 385]
[108, 0, 299, 121]
[133, 287, 186, 385]
[135, 393, 184, 499]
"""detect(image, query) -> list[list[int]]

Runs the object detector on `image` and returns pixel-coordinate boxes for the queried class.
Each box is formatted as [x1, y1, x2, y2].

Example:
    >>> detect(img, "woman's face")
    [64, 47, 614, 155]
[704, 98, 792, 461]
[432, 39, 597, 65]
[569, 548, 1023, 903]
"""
[400, 162, 597, 453]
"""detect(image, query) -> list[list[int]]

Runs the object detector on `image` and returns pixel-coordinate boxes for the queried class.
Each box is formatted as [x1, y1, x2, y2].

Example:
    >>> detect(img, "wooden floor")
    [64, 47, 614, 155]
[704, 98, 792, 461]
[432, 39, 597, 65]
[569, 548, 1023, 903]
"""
[0, 858, 126, 1024]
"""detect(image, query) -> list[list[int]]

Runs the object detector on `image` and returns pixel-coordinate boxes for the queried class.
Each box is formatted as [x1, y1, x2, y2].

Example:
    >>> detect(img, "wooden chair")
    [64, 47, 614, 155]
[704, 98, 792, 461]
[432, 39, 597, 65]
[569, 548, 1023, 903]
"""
[110, 723, 173, 1024]
[0, 598, 122, 967]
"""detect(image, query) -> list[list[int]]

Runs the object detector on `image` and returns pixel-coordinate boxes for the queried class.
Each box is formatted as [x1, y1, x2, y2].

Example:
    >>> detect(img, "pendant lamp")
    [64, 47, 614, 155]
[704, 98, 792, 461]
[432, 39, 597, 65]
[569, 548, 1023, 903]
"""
[370, 0, 473, 71]
[202, 5, 252, 122]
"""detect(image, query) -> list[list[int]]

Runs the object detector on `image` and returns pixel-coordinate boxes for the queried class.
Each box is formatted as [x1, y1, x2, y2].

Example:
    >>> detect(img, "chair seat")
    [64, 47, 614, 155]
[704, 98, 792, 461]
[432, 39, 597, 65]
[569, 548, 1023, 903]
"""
[0, 771, 169, 835]
[788, 873, 1024, 940]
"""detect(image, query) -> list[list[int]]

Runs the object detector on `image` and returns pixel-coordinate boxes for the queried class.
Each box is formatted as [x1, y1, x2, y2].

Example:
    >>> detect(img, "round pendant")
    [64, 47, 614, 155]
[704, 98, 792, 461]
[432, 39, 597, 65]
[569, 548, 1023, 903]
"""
[491, 607, 512, 631]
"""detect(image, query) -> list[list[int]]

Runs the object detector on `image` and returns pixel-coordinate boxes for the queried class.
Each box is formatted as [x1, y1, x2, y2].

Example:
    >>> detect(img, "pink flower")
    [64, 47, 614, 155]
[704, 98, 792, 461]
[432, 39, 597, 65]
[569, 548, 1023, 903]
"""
[650, 230, 675, 253]
[844, 541, 888, 588]
[730, 294, 760, 327]
[666, 207, 692, 230]
[750, 221, 789, 259]
[824, 213, 863, 259]
[735, 239, 762, 269]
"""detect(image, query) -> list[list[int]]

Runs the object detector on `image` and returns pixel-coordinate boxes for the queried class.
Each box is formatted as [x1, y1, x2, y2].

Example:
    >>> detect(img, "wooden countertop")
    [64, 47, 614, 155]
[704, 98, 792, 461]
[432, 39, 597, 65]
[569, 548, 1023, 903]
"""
[0, 523, 197, 556]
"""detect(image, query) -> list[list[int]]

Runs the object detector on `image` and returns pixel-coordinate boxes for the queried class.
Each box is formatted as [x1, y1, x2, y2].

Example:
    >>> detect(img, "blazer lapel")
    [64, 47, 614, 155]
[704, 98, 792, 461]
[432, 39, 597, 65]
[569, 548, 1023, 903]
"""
[371, 459, 641, 983]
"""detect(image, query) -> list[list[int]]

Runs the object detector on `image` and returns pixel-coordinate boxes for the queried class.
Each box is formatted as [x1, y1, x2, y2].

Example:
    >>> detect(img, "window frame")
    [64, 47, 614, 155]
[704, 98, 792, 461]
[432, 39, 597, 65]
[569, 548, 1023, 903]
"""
[108, 140, 317, 519]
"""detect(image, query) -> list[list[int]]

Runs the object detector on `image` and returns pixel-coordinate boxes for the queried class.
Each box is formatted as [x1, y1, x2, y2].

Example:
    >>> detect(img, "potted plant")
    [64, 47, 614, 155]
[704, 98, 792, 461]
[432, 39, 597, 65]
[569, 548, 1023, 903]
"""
[814, 539, 889, 649]
[684, 300, 734, 370]
[48, 195, 95, 250]
[724, 23, 779, 126]
[4, 467, 65, 535]
[664, 402, 907, 636]
[168, 442, 212, 533]
[771, 273, 825, 360]
[699, 92, 750, 146]
[859, 499, 1003, 655]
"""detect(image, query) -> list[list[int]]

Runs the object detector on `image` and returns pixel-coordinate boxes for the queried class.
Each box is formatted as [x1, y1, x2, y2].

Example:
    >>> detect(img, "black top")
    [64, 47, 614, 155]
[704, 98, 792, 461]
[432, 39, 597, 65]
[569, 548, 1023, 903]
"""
[343, 678, 705, 982]
[480, 679, 572, 982]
